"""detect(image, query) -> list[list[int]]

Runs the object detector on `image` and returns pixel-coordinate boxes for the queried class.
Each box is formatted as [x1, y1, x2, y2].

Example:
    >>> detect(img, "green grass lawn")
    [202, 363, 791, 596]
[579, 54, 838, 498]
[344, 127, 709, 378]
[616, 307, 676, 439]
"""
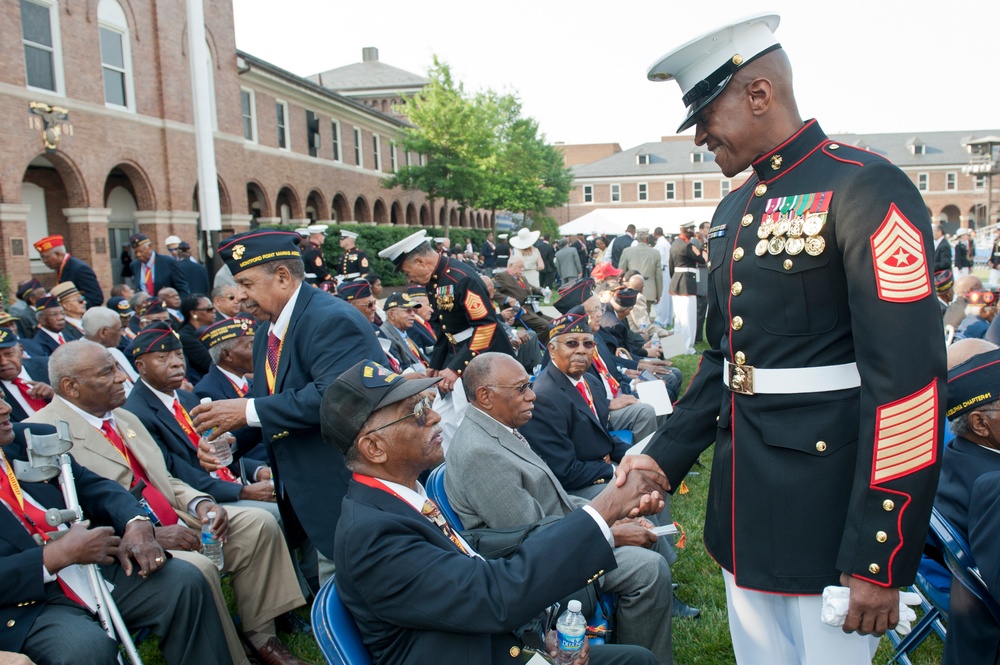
[666, 345, 945, 664]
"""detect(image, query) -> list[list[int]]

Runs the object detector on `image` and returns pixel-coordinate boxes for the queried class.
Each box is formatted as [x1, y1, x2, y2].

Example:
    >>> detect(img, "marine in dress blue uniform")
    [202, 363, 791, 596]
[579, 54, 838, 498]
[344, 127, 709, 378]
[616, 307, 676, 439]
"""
[641, 13, 946, 663]
[380, 231, 514, 390]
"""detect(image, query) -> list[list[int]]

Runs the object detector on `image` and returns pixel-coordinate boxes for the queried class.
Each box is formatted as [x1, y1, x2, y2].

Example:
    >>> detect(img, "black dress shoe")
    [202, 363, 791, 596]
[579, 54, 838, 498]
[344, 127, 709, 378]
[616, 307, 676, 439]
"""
[672, 595, 701, 618]
[276, 611, 313, 635]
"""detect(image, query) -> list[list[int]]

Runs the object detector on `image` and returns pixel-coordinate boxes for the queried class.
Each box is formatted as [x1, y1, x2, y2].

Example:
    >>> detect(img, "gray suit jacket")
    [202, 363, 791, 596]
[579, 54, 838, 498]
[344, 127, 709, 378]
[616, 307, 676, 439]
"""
[618, 244, 663, 302]
[444, 405, 586, 529]
[379, 321, 425, 368]
[554, 246, 582, 281]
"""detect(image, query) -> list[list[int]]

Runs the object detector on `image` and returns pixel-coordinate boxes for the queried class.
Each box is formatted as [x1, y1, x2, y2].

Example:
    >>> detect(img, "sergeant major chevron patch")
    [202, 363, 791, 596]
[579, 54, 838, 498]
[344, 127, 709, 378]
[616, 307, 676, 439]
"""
[870, 203, 931, 303]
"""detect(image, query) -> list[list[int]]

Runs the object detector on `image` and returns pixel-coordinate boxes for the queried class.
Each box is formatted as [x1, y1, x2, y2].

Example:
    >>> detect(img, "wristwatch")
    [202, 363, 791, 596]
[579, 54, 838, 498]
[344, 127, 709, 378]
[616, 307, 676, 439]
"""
[125, 515, 152, 528]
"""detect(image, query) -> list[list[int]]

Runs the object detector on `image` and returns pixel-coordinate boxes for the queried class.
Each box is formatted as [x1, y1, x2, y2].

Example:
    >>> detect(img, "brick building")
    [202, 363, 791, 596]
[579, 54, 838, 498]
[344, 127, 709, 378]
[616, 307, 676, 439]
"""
[554, 130, 1000, 236]
[1, 0, 491, 295]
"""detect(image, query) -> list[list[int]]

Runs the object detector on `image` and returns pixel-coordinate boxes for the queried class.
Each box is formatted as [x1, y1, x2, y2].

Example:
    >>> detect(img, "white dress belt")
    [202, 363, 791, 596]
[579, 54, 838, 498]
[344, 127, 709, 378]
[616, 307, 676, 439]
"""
[674, 267, 698, 273]
[446, 328, 473, 344]
[723, 359, 860, 394]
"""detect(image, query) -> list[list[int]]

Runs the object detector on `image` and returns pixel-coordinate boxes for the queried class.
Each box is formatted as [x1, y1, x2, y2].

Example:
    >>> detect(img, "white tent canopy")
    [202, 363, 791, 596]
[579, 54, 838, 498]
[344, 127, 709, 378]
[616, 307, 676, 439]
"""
[558, 207, 719, 237]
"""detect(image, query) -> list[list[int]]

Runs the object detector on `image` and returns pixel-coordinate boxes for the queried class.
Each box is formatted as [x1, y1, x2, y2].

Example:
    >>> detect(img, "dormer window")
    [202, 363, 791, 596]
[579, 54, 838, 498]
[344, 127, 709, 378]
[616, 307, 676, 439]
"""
[637, 153, 651, 165]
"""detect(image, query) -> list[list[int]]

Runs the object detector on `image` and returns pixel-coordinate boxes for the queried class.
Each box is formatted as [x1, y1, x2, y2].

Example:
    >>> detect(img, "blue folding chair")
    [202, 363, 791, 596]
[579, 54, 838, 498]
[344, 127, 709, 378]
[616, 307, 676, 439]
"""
[928, 506, 1000, 622]
[886, 579, 946, 664]
[426, 463, 465, 530]
[312, 576, 372, 665]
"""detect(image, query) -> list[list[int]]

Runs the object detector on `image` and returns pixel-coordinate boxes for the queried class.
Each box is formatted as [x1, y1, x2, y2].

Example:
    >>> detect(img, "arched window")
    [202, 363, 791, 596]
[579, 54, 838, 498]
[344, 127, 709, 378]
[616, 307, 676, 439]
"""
[98, 0, 134, 111]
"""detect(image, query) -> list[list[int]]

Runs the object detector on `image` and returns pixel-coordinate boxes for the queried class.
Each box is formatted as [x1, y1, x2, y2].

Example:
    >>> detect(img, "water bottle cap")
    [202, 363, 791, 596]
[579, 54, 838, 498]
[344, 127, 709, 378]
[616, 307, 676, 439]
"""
[207, 511, 217, 519]
[568, 600, 582, 613]
[201, 397, 212, 404]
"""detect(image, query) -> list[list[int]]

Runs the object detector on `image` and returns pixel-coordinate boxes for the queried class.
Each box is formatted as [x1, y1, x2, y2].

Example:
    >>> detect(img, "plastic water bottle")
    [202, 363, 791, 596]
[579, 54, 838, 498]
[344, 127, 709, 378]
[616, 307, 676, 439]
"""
[543, 287, 552, 305]
[650, 334, 661, 355]
[555, 599, 587, 664]
[200, 397, 233, 466]
[201, 511, 224, 570]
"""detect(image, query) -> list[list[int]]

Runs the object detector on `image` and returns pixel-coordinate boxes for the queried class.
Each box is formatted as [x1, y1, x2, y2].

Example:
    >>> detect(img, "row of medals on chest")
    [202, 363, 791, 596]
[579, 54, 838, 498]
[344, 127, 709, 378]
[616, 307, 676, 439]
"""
[747, 211, 827, 257]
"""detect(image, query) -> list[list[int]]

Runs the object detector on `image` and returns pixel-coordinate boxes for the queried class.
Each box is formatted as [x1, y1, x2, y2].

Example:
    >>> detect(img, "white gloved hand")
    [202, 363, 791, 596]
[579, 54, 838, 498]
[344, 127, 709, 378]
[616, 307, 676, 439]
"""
[820, 586, 922, 635]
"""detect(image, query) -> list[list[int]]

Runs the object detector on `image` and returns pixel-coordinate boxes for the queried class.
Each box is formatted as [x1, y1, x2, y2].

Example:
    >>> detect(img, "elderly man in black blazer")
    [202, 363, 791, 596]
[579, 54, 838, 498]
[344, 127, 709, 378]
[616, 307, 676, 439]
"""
[521, 315, 658, 499]
[327, 359, 661, 665]
[0, 403, 229, 664]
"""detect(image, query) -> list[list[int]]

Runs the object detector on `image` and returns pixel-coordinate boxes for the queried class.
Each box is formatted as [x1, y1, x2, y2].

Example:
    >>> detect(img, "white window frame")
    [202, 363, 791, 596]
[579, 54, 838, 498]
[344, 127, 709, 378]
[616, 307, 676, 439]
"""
[583, 185, 593, 203]
[240, 88, 257, 142]
[373, 133, 382, 171]
[638, 183, 648, 201]
[693, 181, 704, 199]
[975, 175, 986, 191]
[21, 0, 65, 96]
[97, 0, 134, 112]
[946, 172, 957, 191]
[665, 182, 676, 200]
[610, 184, 621, 203]
[691, 152, 706, 163]
[390, 141, 398, 172]
[276, 100, 289, 150]
[330, 120, 341, 161]
[720, 179, 731, 198]
[353, 127, 363, 167]
[917, 172, 929, 192]
[637, 154, 650, 165]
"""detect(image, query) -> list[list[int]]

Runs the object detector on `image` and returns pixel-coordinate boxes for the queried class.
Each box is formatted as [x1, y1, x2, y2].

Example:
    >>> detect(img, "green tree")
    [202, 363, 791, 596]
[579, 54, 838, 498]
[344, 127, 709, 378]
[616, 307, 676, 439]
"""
[474, 90, 573, 229]
[382, 57, 492, 230]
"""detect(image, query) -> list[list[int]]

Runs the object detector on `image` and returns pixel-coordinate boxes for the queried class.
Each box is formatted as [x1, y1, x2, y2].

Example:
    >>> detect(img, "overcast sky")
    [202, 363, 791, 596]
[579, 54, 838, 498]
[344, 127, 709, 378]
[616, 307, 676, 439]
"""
[233, 0, 1000, 149]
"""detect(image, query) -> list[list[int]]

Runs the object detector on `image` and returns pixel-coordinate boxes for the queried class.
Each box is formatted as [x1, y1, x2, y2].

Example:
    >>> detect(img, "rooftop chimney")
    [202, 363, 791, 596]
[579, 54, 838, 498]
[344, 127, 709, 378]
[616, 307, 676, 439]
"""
[362, 47, 379, 63]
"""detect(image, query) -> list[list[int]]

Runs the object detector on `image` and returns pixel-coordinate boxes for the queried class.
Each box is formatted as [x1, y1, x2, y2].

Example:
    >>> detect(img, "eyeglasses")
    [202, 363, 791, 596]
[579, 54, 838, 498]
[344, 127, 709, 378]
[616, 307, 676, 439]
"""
[366, 396, 432, 434]
[557, 339, 596, 350]
[488, 381, 533, 395]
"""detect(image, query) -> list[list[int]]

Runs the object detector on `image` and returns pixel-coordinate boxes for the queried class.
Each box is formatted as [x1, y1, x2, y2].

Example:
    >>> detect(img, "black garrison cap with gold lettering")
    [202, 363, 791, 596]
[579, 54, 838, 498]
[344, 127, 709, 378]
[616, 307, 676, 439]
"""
[946, 348, 1000, 420]
[199, 317, 255, 351]
[219, 230, 304, 276]
[130, 321, 182, 359]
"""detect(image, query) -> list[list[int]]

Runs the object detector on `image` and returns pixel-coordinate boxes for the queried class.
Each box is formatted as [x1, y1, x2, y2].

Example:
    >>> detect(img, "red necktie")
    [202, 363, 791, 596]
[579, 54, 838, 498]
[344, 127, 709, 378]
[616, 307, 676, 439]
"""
[172, 399, 238, 483]
[383, 350, 402, 373]
[100, 420, 178, 526]
[56, 334, 65, 345]
[266, 333, 281, 394]
[12, 378, 49, 413]
[575, 381, 597, 416]
[591, 353, 620, 398]
[144, 264, 155, 296]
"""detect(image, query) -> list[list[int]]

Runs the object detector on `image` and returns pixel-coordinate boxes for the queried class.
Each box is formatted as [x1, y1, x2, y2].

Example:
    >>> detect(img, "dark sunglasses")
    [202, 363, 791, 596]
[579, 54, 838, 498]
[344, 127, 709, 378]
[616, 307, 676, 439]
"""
[367, 396, 432, 434]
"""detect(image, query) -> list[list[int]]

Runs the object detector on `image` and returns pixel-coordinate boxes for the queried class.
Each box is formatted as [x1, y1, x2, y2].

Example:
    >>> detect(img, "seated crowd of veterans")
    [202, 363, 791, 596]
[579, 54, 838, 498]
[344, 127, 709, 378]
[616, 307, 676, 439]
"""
[3, 225, 1000, 664]
[0, 228, 695, 665]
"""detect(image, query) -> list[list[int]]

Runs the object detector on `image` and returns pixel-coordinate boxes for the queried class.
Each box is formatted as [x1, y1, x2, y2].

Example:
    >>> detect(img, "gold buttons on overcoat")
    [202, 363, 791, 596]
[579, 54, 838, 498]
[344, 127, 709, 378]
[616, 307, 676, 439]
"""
[741, 214, 753, 227]
[734, 247, 745, 261]
[731, 316, 743, 330]
[734, 351, 746, 365]
[883, 500, 895, 512]
[755, 183, 767, 197]
[731, 282, 743, 296]
[815, 441, 827, 452]
[876, 531, 888, 543]
[869, 563, 881, 574]
[783, 259, 793, 270]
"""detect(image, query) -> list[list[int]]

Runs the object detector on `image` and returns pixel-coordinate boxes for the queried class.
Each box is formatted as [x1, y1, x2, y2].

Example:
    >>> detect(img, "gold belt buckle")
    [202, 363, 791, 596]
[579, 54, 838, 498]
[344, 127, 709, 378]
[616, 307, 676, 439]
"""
[729, 363, 754, 395]
[446, 333, 457, 345]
